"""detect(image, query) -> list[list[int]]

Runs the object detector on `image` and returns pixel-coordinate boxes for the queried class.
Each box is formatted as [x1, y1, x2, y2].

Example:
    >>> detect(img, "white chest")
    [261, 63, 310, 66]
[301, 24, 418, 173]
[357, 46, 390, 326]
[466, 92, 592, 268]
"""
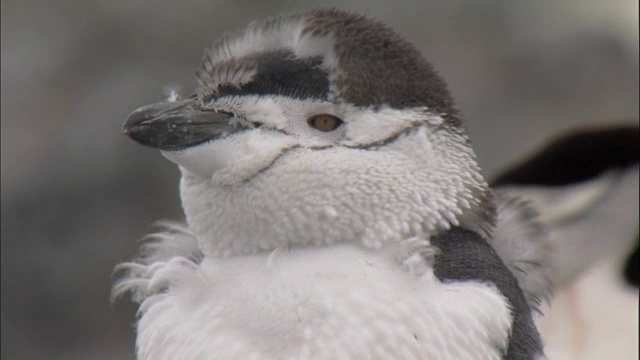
[135, 243, 512, 360]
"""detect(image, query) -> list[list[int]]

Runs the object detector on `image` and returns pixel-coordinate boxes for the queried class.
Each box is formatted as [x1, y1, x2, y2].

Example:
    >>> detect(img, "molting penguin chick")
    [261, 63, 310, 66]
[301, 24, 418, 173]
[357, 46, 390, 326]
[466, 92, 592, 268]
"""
[114, 8, 550, 360]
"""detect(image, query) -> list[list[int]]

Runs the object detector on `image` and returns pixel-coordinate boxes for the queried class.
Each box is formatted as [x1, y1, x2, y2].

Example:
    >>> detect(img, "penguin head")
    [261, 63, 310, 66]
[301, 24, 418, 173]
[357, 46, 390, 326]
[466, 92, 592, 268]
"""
[124, 9, 493, 256]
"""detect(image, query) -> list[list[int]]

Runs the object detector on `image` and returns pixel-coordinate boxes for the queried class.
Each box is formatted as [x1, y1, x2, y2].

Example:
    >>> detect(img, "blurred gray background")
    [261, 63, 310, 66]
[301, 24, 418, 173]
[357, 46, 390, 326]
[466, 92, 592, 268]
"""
[1, 1, 638, 359]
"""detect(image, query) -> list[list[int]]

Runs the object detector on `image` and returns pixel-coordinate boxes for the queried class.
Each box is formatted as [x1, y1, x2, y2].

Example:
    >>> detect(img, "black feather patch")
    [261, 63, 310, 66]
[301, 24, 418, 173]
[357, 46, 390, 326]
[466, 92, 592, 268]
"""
[216, 50, 330, 100]
[431, 227, 543, 359]
[491, 125, 639, 187]
[304, 9, 459, 119]
[623, 236, 639, 287]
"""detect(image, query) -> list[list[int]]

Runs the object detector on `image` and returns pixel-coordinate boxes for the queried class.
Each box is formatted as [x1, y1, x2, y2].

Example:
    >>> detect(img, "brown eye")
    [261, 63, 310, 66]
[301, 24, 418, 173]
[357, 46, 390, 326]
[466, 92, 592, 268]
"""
[308, 114, 343, 132]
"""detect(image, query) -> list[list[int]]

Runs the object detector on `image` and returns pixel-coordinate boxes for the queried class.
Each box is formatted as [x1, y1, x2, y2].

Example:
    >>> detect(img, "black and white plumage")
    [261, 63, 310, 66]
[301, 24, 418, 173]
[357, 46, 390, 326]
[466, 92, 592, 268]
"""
[491, 124, 639, 359]
[114, 9, 550, 360]
[492, 125, 639, 288]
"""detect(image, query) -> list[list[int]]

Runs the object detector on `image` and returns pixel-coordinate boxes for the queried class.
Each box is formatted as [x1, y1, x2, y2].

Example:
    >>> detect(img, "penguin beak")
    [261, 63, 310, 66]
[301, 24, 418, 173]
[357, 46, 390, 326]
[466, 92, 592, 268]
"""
[123, 97, 234, 151]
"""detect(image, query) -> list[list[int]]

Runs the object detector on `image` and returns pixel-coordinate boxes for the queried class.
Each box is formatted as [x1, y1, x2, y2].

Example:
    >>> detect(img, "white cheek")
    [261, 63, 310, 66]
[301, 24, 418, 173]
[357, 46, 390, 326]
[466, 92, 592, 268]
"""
[162, 130, 297, 180]
[341, 107, 443, 147]
[162, 140, 236, 179]
[240, 97, 289, 130]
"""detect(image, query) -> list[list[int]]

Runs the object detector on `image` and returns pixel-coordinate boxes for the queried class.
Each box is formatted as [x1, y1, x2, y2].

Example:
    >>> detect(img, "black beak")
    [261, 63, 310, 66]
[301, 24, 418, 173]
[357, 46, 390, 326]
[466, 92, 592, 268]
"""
[123, 97, 234, 151]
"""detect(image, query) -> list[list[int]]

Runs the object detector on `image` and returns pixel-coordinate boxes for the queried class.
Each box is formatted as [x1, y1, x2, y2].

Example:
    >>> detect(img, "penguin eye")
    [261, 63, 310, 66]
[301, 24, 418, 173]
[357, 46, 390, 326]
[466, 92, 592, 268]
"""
[308, 114, 343, 132]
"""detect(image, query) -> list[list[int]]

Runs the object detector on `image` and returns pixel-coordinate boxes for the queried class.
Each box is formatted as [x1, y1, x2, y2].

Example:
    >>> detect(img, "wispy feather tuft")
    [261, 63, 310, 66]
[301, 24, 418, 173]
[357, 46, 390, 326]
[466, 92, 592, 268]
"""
[489, 191, 553, 313]
[111, 221, 202, 306]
